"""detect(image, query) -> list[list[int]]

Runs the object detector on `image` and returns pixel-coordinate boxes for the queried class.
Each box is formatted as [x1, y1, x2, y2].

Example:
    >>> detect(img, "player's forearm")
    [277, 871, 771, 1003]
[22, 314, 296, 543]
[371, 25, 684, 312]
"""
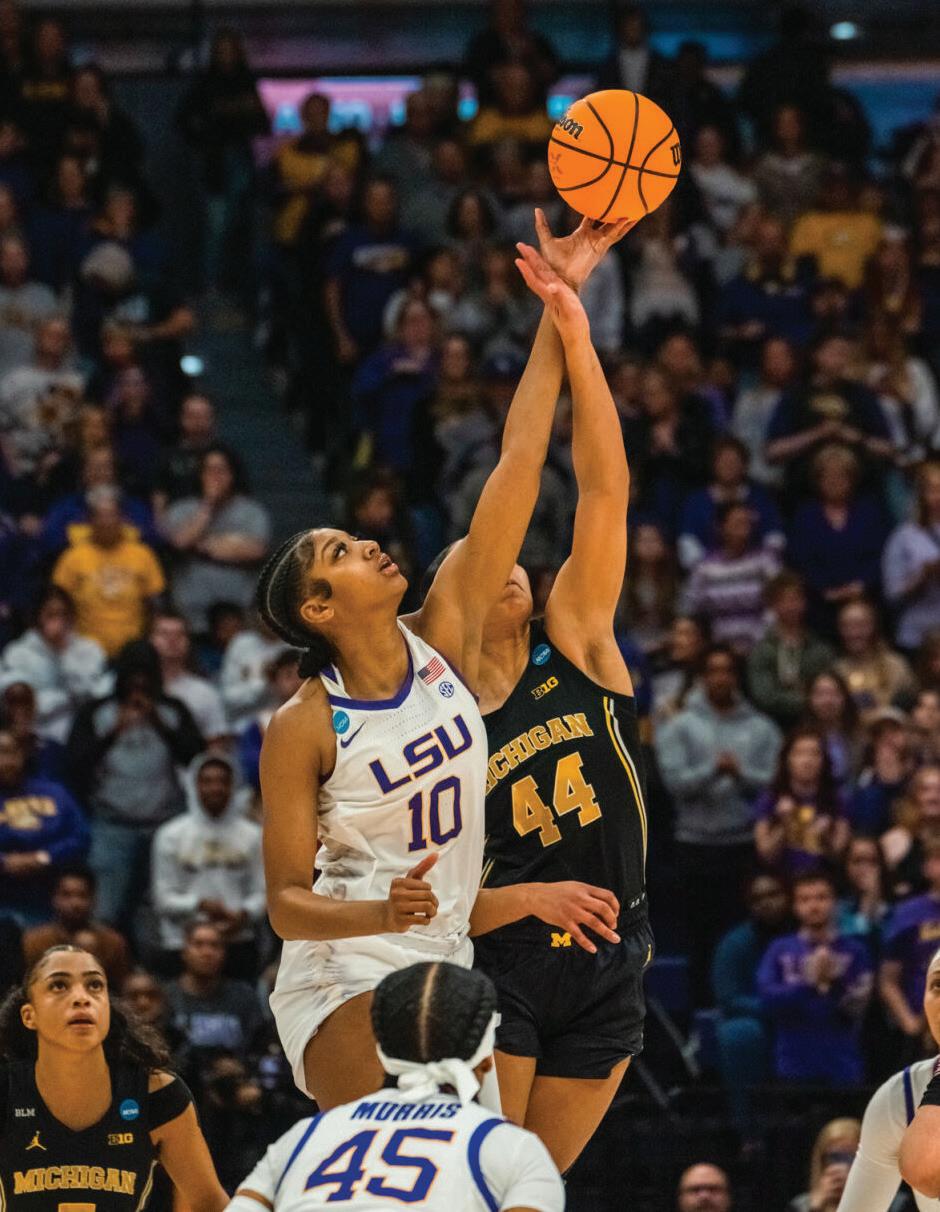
[562, 327, 629, 500]
[268, 886, 388, 941]
[469, 885, 537, 936]
[499, 310, 564, 467]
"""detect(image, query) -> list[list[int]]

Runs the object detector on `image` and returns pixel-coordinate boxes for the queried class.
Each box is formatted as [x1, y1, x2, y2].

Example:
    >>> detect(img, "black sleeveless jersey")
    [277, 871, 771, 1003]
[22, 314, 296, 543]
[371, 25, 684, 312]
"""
[0, 1061, 186, 1212]
[481, 620, 648, 943]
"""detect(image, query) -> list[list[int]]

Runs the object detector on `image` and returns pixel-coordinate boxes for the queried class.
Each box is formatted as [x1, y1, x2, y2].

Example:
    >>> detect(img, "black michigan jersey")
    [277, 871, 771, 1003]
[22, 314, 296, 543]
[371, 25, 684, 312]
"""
[0, 1061, 188, 1212]
[481, 621, 648, 944]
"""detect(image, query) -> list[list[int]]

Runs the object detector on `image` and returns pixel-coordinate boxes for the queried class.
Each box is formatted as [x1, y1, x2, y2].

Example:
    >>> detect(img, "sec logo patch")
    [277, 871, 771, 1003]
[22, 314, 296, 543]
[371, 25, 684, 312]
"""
[439, 681, 455, 698]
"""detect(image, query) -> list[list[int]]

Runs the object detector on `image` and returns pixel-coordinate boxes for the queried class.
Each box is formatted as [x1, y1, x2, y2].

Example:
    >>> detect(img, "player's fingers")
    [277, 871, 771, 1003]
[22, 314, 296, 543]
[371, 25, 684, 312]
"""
[582, 895, 618, 929]
[516, 241, 552, 278]
[585, 885, 621, 915]
[534, 207, 554, 242]
[568, 925, 597, 955]
[582, 914, 621, 945]
[406, 853, 438, 880]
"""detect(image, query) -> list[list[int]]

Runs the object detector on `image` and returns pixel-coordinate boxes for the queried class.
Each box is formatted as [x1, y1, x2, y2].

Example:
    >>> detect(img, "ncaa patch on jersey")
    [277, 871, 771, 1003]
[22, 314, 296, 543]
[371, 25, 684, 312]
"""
[119, 1099, 140, 1122]
[332, 710, 350, 735]
[532, 643, 551, 666]
[439, 681, 455, 698]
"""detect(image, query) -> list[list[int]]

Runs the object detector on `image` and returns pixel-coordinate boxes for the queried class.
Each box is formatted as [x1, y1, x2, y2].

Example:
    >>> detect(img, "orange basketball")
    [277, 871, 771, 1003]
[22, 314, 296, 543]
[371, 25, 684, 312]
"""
[547, 89, 681, 222]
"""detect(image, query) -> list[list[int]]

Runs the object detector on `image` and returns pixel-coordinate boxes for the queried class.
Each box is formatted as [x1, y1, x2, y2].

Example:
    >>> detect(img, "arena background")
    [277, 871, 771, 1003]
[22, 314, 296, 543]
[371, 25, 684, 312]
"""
[1, 0, 939, 1209]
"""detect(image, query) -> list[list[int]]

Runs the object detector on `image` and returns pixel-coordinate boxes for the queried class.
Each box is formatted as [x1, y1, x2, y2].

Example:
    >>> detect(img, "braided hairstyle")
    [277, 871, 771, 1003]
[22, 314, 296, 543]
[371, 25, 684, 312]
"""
[0, 945, 169, 1070]
[255, 530, 335, 678]
[371, 962, 497, 1064]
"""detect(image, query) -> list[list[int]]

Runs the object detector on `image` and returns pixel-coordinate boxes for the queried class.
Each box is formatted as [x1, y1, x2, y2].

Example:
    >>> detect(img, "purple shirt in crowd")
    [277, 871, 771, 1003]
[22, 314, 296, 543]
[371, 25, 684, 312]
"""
[752, 788, 849, 873]
[757, 930, 873, 1084]
[882, 893, 940, 1011]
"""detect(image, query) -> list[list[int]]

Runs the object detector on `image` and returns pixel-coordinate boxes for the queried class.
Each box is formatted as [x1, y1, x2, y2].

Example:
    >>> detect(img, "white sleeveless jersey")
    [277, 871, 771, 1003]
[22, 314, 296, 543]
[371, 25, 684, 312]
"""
[227, 1090, 563, 1212]
[837, 1057, 940, 1212]
[276, 625, 487, 995]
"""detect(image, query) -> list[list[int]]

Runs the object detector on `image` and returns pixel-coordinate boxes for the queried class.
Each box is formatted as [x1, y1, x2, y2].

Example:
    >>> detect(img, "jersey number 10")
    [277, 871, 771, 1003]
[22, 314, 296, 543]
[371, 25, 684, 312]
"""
[407, 775, 463, 852]
[512, 751, 601, 847]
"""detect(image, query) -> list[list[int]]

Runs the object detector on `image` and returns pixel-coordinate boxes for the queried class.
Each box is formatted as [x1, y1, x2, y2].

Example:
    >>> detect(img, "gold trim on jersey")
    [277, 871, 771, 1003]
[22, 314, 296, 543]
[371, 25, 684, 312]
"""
[602, 697, 648, 872]
[134, 1159, 156, 1212]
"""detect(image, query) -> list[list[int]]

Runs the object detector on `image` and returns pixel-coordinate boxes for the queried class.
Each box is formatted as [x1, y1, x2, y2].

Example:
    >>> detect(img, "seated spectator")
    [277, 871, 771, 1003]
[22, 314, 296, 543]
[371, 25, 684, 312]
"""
[149, 611, 229, 748]
[219, 618, 290, 733]
[167, 920, 263, 1056]
[464, 0, 558, 107]
[881, 765, 940, 899]
[501, 162, 565, 250]
[617, 519, 678, 661]
[834, 599, 916, 720]
[22, 862, 130, 985]
[860, 230, 924, 341]
[910, 687, 940, 766]
[0, 727, 88, 926]
[351, 299, 439, 478]
[27, 152, 93, 291]
[342, 471, 418, 591]
[851, 716, 915, 837]
[656, 644, 782, 1004]
[747, 572, 835, 728]
[787, 445, 890, 636]
[41, 442, 158, 556]
[879, 837, 940, 1052]
[838, 836, 892, 949]
[861, 315, 938, 475]
[0, 679, 65, 781]
[651, 614, 708, 724]
[0, 119, 34, 213]
[689, 124, 757, 235]
[730, 336, 796, 490]
[787, 1119, 861, 1212]
[1, 585, 106, 742]
[712, 872, 792, 1142]
[678, 435, 784, 570]
[754, 726, 850, 874]
[0, 313, 83, 480]
[676, 1165, 733, 1212]
[152, 753, 264, 980]
[753, 104, 826, 227]
[324, 176, 418, 365]
[238, 650, 302, 793]
[0, 234, 59, 381]
[197, 601, 245, 680]
[757, 869, 873, 1084]
[682, 502, 780, 655]
[68, 64, 145, 194]
[65, 640, 203, 928]
[467, 61, 553, 163]
[106, 366, 165, 497]
[791, 164, 883, 290]
[17, 18, 71, 174]
[444, 188, 501, 289]
[766, 332, 893, 499]
[154, 391, 217, 510]
[718, 215, 814, 364]
[629, 204, 701, 337]
[161, 445, 271, 635]
[450, 244, 540, 363]
[883, 461, 940, 653]
[804, 669, 863, 790]
[52, 485, 165, 657]
[122, 969, 192, 1079]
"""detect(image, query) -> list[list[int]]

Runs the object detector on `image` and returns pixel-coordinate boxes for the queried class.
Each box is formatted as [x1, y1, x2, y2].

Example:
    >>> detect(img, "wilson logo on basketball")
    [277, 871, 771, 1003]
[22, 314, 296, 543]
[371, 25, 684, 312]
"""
[671, 142, 681, 166]
[556, 115, 583, 140]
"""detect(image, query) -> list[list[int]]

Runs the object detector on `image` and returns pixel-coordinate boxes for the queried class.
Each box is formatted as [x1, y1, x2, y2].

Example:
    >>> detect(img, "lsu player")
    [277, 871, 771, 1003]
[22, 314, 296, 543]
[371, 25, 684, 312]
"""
[467, 233, 652, 1172]
[258, 212, 632, 1111]
[226, 963, 563, 1212]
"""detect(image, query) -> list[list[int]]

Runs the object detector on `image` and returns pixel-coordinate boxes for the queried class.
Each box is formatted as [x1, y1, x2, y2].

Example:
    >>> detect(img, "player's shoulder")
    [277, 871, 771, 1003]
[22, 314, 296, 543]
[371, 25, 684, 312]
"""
[268, 677, 332, 735]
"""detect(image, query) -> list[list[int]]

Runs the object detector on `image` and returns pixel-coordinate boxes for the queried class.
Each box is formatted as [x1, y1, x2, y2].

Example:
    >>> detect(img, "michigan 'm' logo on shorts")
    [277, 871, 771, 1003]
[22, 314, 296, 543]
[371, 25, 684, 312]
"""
[551, 932, 572, 948]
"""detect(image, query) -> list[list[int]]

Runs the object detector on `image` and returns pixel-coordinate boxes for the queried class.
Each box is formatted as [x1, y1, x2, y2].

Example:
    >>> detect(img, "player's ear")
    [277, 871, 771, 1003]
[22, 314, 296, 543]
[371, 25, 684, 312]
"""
[20, 1002, 37, 1032]
[299, 579, 334, 629]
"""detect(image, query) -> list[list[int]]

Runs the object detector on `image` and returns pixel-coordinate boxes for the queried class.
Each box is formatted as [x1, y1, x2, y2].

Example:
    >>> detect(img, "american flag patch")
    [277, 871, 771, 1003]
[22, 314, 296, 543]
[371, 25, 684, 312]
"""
[418, 657, 445, 684]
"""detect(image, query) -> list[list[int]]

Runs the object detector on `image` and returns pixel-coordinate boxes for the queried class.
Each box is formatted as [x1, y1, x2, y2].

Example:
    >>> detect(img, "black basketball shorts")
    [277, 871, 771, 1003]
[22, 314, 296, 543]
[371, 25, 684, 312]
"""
[472, 919, 654, 1079]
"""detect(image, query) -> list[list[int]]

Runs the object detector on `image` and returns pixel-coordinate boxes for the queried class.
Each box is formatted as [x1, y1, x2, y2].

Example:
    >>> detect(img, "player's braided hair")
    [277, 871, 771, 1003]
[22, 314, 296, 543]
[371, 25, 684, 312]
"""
[371, 962, 497, 1064]
[255, 530, 336, 678]
[0, 946, 169, 1070]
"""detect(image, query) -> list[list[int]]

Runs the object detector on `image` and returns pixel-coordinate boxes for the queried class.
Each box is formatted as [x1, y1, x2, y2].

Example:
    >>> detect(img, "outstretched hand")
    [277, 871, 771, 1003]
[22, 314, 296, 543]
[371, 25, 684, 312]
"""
[534, 207, 635, 291]
[515, 241, 589, 342]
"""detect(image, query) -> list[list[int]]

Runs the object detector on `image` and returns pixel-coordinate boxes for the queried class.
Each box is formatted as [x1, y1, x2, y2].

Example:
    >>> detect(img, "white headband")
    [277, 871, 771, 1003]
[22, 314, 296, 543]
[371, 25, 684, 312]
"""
[375, 1012, 499, 1105]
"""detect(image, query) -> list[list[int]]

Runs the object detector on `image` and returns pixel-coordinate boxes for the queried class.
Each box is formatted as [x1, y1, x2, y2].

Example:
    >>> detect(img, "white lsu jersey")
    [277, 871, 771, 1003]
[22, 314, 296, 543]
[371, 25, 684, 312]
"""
[837, 1057, 940, 1212]
[227, 1090, 564, 1212]
[274, 625, 487, 994]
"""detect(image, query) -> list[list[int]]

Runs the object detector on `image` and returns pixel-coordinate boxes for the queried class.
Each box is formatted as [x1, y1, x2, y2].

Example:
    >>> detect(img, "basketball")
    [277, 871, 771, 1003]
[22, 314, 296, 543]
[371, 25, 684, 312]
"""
[547, 89, 682, 222]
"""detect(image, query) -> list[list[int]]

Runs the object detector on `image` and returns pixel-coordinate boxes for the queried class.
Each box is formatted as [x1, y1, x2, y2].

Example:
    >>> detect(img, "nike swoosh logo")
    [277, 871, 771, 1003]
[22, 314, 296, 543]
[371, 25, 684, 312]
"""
[339, 723, 365, 749]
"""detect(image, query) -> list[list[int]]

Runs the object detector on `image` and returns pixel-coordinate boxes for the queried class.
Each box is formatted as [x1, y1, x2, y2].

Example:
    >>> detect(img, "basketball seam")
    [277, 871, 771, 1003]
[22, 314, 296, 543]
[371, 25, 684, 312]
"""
[548, 99, 616, 194]
[599, 91, 640, 222]
[549, 136, 680, 182]
[637, 124, 676, 214]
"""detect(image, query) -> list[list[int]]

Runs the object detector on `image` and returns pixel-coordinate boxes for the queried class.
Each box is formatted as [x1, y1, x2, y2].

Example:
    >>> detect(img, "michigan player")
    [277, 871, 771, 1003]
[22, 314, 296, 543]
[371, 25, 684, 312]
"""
[469, 236, 652, 1172]
[0, 945, 226, 1212]
[257, 213, 632, 1112]
[227, 963, 563, 1212]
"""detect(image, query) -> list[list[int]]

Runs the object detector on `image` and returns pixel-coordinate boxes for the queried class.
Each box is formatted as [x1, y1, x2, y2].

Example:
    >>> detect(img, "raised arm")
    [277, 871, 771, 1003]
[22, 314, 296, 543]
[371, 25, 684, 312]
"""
[416, 212, 631, 680]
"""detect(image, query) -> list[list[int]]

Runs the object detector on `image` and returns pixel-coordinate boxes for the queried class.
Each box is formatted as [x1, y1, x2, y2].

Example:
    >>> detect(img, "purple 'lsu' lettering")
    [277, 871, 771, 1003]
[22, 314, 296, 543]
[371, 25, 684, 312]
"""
[369, 715, 472, 793]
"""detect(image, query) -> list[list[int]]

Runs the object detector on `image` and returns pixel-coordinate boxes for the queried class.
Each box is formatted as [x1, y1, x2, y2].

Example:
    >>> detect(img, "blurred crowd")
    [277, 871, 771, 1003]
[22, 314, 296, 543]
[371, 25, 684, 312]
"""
[2, 0, 940, 1203]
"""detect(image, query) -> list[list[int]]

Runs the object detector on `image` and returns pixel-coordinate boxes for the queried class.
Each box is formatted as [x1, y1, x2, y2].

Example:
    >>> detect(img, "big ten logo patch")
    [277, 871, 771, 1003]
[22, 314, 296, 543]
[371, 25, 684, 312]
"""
[108, 1133, 134, 1146]
[531, 676, 559, 701]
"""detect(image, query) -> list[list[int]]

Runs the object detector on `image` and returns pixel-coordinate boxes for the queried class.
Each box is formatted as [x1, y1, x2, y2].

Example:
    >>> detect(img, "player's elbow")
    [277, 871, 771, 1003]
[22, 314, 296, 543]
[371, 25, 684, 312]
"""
[267, 889, 302, 940]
